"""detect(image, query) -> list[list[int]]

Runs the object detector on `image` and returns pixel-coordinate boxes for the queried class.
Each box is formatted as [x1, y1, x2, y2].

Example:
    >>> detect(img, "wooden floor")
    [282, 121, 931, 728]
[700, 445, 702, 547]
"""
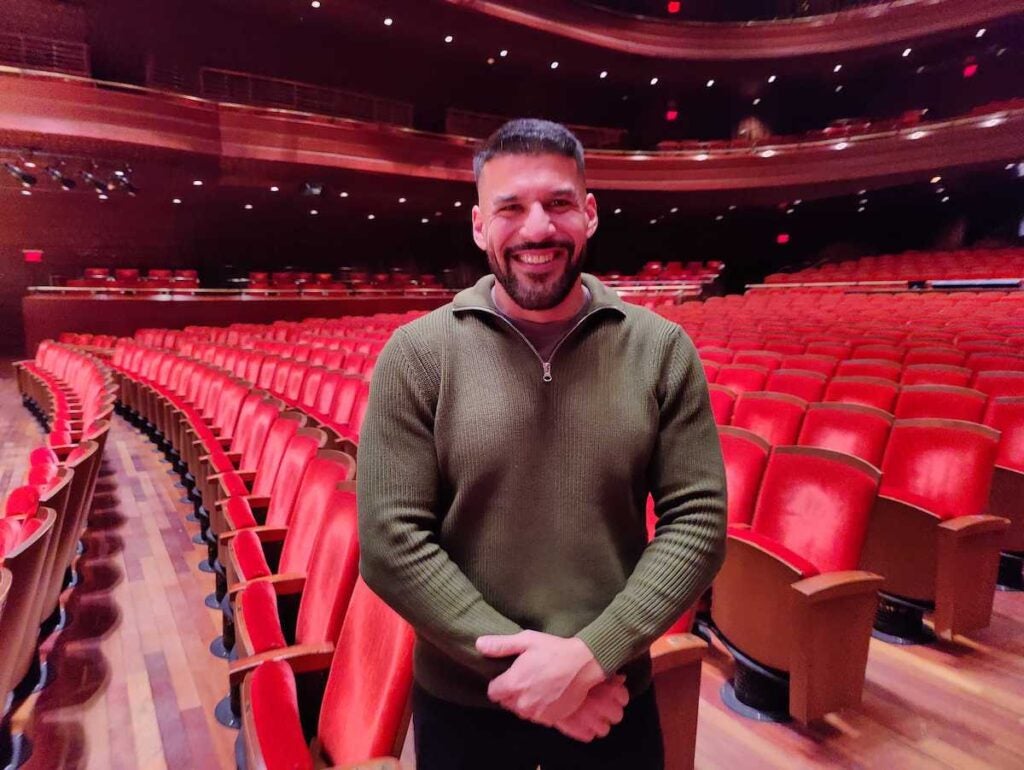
[2, 363, 1023, 770]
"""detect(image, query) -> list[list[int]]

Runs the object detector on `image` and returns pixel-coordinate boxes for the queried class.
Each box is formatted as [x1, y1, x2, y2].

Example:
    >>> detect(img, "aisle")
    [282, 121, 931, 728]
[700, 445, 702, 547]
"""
[1, 366, 235, 770]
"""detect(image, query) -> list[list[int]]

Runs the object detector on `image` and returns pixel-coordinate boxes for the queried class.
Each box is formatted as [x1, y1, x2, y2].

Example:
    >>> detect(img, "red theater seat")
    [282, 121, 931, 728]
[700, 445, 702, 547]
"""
[719, 427, 770, 525]
[860, 419, 1008, 642]
[734, 350, 784, 371]
[903, 347, 966, 367]
[779, 354, 838, 377]
[797, 403, 892, 468]
[716, 365, 769, 394]
[698, 346, 734, 366]
[708, 385, 737, 425]
[894, 384, 988, 422]
[982, 397, 1024, 589]
[824, 377, 899, 412]
[836, 359, 902, 382]
[731, 392, 807, 446]
[971, 371, 1024, 399]
[711, 447, 882, 723]
[900, 364, 972, 387]
[765, 369, 827, 402]
[967, 353, 1024, 373]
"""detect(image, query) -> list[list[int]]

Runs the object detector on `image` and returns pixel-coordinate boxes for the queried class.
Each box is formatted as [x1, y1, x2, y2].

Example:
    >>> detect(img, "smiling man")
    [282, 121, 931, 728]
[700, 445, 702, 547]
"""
[358, 119, 726, 769]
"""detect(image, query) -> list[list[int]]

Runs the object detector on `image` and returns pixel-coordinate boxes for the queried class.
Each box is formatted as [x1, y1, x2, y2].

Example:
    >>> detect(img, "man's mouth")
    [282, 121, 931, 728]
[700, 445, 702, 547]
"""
[513, 249, 561, 266]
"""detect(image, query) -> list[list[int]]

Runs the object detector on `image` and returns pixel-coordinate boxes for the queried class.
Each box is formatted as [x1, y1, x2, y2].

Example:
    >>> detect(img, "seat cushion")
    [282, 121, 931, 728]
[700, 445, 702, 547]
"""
[5, 486, 41, 518]
[248, 660, 313, 770]
[729, 527, 821, 578]
[217, 472, 251, 500]
[239, 579, 288, 654]
[223, 496, 258, 530]
[231, 529, 272, 582]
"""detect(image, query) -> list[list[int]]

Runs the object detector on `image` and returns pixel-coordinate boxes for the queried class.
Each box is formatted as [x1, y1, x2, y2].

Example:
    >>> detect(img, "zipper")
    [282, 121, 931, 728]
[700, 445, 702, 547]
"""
[457, 305, 612, 383]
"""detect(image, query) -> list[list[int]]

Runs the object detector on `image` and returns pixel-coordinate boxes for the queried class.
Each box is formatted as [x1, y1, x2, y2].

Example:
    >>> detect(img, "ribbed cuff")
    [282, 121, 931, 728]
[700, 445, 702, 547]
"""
[575, 613, 638, 675]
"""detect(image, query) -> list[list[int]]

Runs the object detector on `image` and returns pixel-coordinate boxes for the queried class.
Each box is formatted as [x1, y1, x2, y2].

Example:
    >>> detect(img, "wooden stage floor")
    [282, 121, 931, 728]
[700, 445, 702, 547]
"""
[1, 365, 1022, 770]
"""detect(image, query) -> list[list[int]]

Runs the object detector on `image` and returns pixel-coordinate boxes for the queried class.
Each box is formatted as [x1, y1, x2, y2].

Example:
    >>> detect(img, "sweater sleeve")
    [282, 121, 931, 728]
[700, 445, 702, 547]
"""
[575, 327, 727, 674]
[357, 328, 524, 678]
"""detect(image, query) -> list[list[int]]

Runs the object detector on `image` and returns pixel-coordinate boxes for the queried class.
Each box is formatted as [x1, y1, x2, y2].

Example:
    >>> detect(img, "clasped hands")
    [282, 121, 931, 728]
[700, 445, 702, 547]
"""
[476, 630, 628, 743]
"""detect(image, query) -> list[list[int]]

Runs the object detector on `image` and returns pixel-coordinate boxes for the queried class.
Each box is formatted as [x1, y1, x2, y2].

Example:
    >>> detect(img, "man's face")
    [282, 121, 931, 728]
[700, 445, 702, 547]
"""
[472, 153, 598, 311]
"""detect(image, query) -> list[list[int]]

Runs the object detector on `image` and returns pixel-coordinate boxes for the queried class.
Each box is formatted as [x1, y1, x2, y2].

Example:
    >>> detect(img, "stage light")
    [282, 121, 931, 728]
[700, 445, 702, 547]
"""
[500, 49, 508, 57]
[650, 77, 659, 85]
[833, 64, 842, 73]
[752, 97, 761, 105]
[172, 198, 182, 204]
[270, 186, 279, 192]
[976, 28, 986, 38]
[398, 197, 406, 203]
[768, 74, 776, 83]
[339, 191, 349, 197]
[421, 218, 429, 223]
[715, 214, 724, 221]
[902, 48, 912, 57]
[551, 61, 559, 70]
[614, 208, 622, 214]
[599, 70, 608, 79]
[309, 209, 319, 215]
[4, 162, 37, 187]
[670, 207, 678, 213]
[941, 196, 950, 203]
[706, 79, 714, 87]
[367, 214, 375, 220]
[384, 17, 393, 26]
[193, 179, 203, 186]
[835, 85, 843, 93]
[244, 204, 253, 210]
[931, 176, 941, 184]
[444, 35, 453, 43]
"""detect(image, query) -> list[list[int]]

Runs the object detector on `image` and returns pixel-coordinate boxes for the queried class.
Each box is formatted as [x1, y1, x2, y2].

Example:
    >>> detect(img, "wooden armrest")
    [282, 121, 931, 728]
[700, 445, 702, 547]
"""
[938, 514, 1010, 537]
[228, 572, 306, 600]
[934, 513, 1010, 638]
[228, 642, 335, 686]
[327, 760, 404, 770]
[791, 570, 884, 604]
[200, 450, 241, 466]
[652, 633, 704, 770]
[650, 633, 706, 674]
[220, 525, 288, 548]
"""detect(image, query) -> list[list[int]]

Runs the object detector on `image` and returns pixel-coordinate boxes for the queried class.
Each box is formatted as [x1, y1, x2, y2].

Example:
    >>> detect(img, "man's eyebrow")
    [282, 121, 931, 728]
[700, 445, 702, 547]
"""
[493, 193, 520, 205]
[550, 187, 579, 200]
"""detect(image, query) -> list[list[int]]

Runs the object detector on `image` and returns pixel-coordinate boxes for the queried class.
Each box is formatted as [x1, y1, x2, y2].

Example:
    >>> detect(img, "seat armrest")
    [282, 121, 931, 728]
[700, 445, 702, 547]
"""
[220, 525, 288, 548]
[328, 761, 405, 770]
[934, 514, 1010, 638]
[229, 572, 307, 600]
[229, 642, 335, 687]
[651, 633, 705, 770]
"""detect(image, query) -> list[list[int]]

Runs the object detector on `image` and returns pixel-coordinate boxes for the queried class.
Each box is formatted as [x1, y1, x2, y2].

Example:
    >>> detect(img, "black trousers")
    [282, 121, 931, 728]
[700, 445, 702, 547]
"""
[412, 683, 665, 770]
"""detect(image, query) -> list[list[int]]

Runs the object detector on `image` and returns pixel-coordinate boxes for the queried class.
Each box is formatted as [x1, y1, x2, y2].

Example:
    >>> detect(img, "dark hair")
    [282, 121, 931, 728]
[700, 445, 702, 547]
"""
[472, 118, 585, 182]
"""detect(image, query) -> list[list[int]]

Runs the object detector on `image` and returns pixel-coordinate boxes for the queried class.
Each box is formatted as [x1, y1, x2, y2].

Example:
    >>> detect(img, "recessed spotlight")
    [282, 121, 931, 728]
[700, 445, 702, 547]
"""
[435, 211, 442, 216]
[193, 180, 203, 186]
[715, 215, 724, 221]
[367, 214, 375, 220]
[670, 207, 679, 213]
[942, 196, 950, 203]
[339, 191, 348, 198]
[487, 57, 495, 65]
[311, 0, 320, 7]
[270, 185, 279, 192]
[835, 85, 844, 93]
[384, 17, 393, 26]
[931, 176, 942, 184]
[244, 203, 253, 210]
[454, 201, 462, 207]
[902, 48, 912, 57]
[98, 194, 108, 200]
[24, 161, 36, 168]
[695, 153, 709, 161]
[172, 198, 181, 204]
[976, 28, 986, 38]
[728, 205, 737, 211]
[936, 187, 945, 194]
[398, 197, 406, 203]
[768, 74, 776, 83]
[649, 219, 657, 225]
[833, 141, 849, 150]
[20, 189, 31, 196]
[310, 209, 318, 215]
[833, 64, 842, 73]
[444, 35, 453, 43]
[500, 49, 508, 57]
[859, 198, 869, 205]
[421, 217, 429, 223]
[909, 130, 927, 140]
[981, 116, 1006, 128]
[706, 79, 714, 88]
[650, 77, 659, 85]
[599, 70, 608, 79]
[551, 61, 559, 70]
[858, 189, 867, 195]
[752, 97, 761, 105]
[858, 206, 865, 213]
[760, 149, 777, 158]
[614, 208, 622, 214]
[786, 208, 795, 214]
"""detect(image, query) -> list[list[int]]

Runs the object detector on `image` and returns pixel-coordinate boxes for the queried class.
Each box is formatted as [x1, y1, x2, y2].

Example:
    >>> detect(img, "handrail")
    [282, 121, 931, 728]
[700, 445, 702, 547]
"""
[27, 285, 457, 298]
[745, 278, 1024, 290]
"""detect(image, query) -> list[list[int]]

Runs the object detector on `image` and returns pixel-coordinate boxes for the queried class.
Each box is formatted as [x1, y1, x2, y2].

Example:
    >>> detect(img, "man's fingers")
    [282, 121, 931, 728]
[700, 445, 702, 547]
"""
[476, 631, 534, 658]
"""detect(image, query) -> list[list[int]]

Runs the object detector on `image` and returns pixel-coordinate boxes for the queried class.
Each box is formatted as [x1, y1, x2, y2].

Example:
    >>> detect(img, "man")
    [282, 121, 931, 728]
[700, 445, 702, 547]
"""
[358, 118, 726, 769]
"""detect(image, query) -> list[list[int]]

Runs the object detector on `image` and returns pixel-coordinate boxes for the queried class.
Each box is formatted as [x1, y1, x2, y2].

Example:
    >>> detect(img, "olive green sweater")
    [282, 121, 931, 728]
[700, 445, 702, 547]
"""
[357, 273, 727, 707]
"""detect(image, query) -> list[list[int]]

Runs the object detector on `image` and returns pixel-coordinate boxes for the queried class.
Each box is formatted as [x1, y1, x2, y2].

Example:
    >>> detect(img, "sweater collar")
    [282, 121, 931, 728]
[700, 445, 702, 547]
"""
[452, 273, 627, 317]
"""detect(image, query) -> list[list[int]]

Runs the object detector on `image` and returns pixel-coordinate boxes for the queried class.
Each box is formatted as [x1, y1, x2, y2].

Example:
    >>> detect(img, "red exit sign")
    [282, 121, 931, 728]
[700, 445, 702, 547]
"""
[23, 249, 43, 263]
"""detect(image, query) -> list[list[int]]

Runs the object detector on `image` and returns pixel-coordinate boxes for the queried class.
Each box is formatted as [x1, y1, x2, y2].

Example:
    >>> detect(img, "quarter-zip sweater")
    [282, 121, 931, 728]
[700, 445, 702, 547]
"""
[358, 273, 727, 708]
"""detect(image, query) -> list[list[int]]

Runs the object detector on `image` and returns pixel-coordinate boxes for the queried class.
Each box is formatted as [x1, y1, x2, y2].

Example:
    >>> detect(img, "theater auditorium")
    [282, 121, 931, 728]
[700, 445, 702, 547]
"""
[1, 1, 1023, 768]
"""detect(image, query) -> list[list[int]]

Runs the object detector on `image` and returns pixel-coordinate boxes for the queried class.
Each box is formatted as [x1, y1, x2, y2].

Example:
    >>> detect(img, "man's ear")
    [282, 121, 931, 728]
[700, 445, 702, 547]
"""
[584, 193, 599, 239]
[472, 205, 488, 251]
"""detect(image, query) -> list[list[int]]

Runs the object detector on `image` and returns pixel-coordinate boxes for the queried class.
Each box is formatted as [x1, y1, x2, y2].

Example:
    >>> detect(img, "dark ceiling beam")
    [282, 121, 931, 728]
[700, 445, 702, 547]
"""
[444, 0, 1024, 60]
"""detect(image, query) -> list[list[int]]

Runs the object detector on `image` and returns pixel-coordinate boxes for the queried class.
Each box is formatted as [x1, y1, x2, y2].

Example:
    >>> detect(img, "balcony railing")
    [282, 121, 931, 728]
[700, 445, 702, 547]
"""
[0, 34, 89, 76]
[199, 68, 414, 127]
[446, 108, 627, 149]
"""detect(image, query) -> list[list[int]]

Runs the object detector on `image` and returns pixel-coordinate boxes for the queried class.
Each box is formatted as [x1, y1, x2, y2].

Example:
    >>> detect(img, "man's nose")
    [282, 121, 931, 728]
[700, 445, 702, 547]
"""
[520, 202, 555, 241]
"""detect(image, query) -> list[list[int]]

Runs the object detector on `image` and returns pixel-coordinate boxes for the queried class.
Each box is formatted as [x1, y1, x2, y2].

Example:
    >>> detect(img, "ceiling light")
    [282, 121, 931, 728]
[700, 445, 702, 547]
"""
[859, 198, 868, 205]
[728, 205, 737, 211]
[715, 214, 724, 221]
[98, 193, 108, 200]
[398, 197, 406, 203]
[760, 149, 777, 158]
[793, 199, 802, 205]
[270, 185, 279, 192]
[981, 116, 1005, 128]
[454, 201, 462, 207]
[936, 187, 945, 194]
[835, 85, 844, 93]
[976, 28, 986, 38]
[1006, 162, 1015, 170]
[367, 214, 375, 220]
[20, 189, 31, 196]
[833, 64, 842, 73]
[942, 196, 950, 202]
[858, 207, 865, 213]
[193, 179, 203, 186]
[786, 208, 795, 214]
[244, 203, 253, 210]
[500, 49, 508, 57]
[833, 141, 849, 150]
[44, 166, 75, 190]
[5, 162, 37, 187]
[902, 48, 912, 57]
[670, 207, 678, 213]
[695, 153, 709, 161]
[908, 130, 927, 140]
[614, 208, 622, 214]
[435, 211, 442, 216]
[487, 57, 495, 65]
[858, 189, 867, 195]
[310, 1, 320, 7]
[649, 219, 657, 225]
[113, 169, 125, 177]
[599, 70, 608, 79]
[768, 74, 776, 83]
[650, 77, 658, 85]
[310, 209, 318, 215]
[706, 79, 714, 87]
[551, 61, 559, 70]
[172, 198, 181, 204]
[339, 191, 348, 197]
[752, 97, 761, 105]
[421, 217, 429, 223]
[23, 160, 36, 168]
[384, 17, 393, 26]
[931, 176, 941, 184]
[444, 35, 453, 43]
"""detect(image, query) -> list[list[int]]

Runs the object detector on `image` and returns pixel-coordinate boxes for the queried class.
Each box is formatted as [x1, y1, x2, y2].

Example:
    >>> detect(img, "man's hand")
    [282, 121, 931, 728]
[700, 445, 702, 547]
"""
[553, 677, 629, 743]
[476, 630, 609, 725]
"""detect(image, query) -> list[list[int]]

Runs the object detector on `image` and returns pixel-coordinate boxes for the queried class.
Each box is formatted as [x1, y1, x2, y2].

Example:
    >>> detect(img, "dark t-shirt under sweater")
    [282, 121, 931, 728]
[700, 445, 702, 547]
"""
[493, 287, 592, 362]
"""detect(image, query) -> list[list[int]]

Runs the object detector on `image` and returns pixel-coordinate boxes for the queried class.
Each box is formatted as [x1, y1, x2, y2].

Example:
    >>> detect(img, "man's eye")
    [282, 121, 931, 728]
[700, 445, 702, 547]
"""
[498, 205, 521, 213]
[549, 200, 572, 209]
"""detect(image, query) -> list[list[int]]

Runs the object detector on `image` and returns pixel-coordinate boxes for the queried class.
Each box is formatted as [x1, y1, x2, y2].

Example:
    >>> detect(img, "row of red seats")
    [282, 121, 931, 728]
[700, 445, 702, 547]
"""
[108, 315, 709, 767]
[4, 344, 114, 764]
[248, 271, 442, 290]
[57, 332, 119, 349]
[764, 247, 1024, 284]
[68, 267, 201, 289]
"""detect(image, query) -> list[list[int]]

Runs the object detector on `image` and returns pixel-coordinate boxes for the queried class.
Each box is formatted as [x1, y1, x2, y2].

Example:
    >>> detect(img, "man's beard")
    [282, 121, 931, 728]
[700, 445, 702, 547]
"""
[487, 239, 587, 311]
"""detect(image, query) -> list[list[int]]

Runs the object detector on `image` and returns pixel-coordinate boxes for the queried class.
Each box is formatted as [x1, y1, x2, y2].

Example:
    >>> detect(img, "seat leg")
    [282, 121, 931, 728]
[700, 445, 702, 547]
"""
[871, 594, 936, 645]
[996, 552, 1024, 592]
[720, 655, 791, 723]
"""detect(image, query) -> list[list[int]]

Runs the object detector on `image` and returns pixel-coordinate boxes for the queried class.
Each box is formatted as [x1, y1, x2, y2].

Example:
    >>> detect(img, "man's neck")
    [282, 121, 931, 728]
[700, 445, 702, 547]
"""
[492, 279, 587, 324]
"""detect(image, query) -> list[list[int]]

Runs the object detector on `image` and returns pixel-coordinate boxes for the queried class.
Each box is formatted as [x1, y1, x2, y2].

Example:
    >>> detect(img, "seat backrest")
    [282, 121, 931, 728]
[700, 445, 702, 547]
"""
[719, 427, 770, 526]
[317, 578, 415, 765]
[751, 447, 880, 573]
[971, 370, 1024, 399]
[797, 402, 892, 468]
[250, 413, 305, 495]
[903, 346, 965, 367]
[733, 350, 783, 371]
[893, 385, 987, 423]
[716, 364, 769, 394]
[823, 376, 899, 412]
[299, 367, 327, 412]
[280, 457, 357, 575]
[708, 385, 736, 425]
[330, 376, 366, 426]
[851, 343, 904, 362]
[238, 399, 283, 470]
[257, 358, 280, 391]
[731, 392, 807, 446]
[697, 346, 733, 365]
[271, 360, 294, 397]
[214, 380, 249, 440]
[880, 419, 999, 520]
[778, 354, 838, 377]
[765, 369, 827, 402]
[263, 428, 327, 526]
[983, 397, 1024, 473]
[805, 341, 851, 360]
[966, 353, 1024, 373]
[702, 360, 720, 383]
[836, 359, 901, 382]
[294, 492, 361, 646]
[900, 364, 972, 387]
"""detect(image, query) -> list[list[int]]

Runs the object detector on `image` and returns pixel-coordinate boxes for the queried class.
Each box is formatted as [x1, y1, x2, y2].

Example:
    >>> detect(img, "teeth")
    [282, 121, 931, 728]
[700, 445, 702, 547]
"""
[517, 252, 557, 265]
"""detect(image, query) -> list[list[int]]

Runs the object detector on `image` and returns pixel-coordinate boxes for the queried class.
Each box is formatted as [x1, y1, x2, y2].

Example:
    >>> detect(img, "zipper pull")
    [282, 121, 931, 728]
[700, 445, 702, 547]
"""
[542, 362, 553, 382]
